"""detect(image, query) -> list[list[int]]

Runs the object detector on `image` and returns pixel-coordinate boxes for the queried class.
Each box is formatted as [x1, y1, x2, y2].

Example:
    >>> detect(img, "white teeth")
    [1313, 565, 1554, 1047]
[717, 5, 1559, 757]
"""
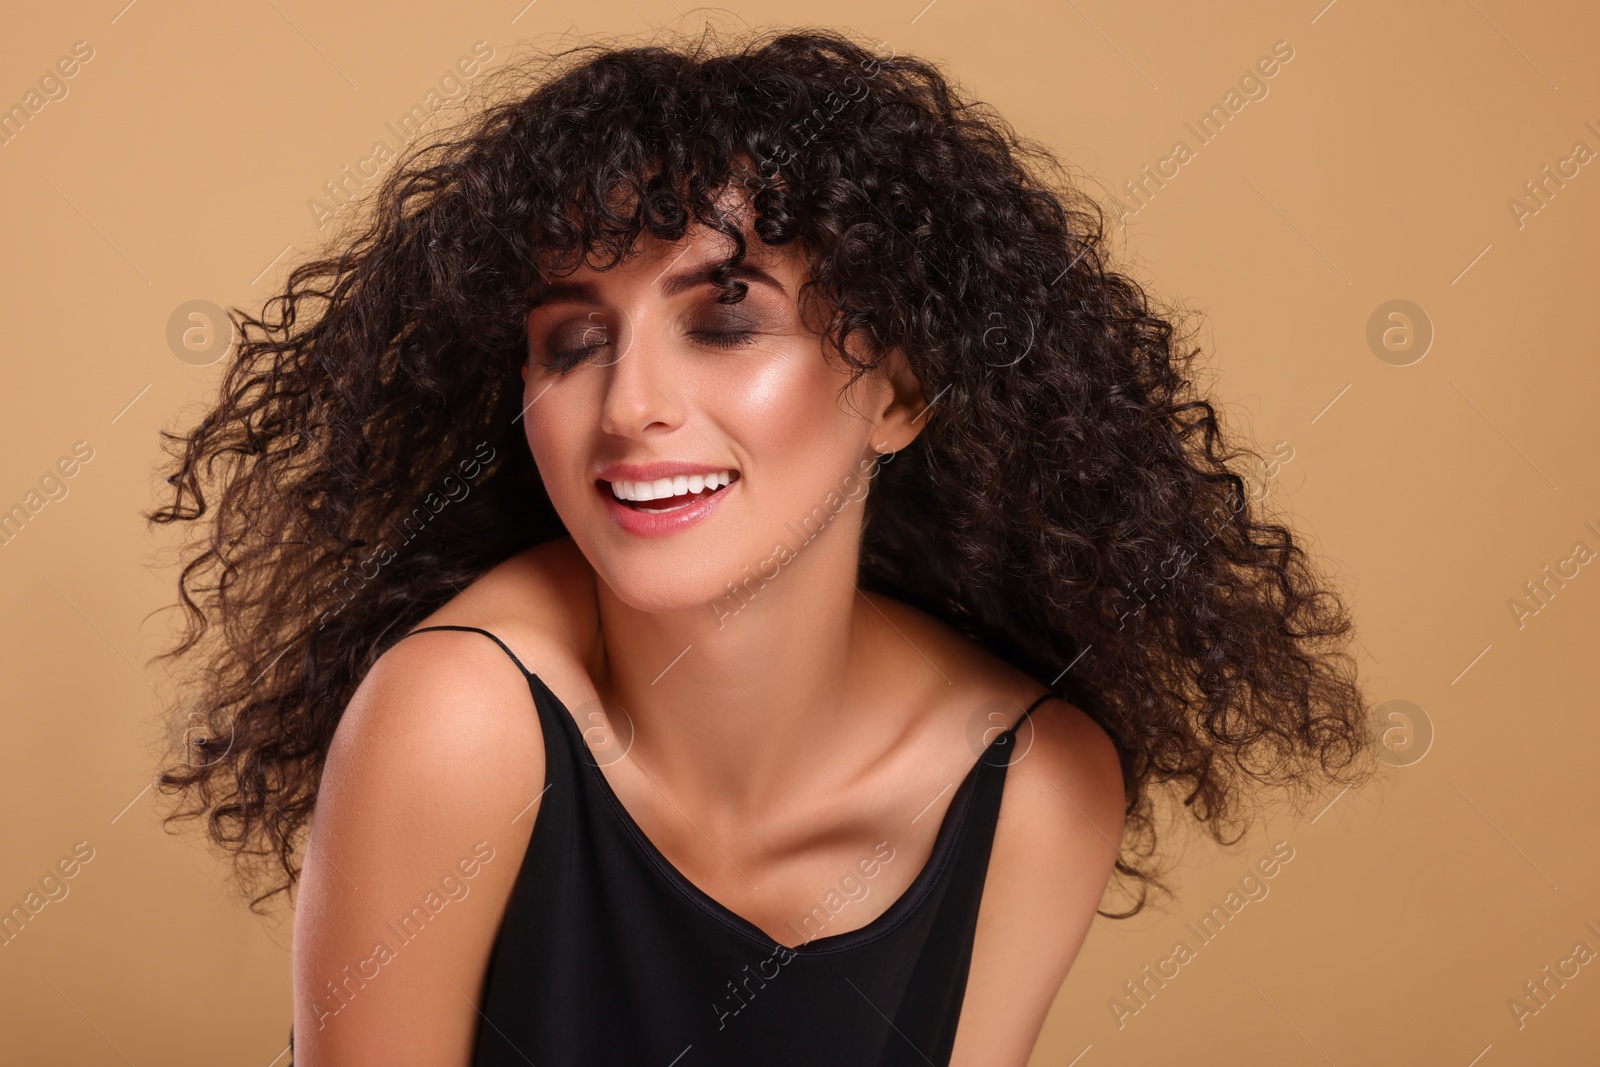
[607, 469, 736, 502]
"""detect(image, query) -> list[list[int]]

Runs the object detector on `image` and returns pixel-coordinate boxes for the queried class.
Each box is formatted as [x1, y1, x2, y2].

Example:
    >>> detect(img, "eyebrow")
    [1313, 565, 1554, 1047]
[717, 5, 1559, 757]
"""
[528, 258, 787, 308]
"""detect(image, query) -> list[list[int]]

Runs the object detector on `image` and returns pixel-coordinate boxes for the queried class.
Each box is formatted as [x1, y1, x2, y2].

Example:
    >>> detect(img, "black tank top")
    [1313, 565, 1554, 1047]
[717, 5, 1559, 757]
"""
[288, 624, 1052, 1066]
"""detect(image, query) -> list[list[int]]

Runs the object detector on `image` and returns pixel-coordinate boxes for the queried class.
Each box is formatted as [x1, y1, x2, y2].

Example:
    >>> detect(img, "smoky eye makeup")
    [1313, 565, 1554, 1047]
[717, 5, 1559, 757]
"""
[683, 292, 788, 350]
[534, 314, 613, 371]
[528, 274, 801, 372]
[688, 305, 760, 333]
[532, 306, 770, 372]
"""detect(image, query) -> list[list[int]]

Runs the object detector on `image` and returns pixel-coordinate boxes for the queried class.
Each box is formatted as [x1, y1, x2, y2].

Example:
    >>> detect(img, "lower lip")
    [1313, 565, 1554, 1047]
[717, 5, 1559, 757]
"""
[598, 478, 738, 538]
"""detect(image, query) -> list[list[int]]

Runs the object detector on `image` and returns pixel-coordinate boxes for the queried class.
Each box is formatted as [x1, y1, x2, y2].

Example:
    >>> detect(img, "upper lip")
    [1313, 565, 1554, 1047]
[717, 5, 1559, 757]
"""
[595, 461, 740, 484]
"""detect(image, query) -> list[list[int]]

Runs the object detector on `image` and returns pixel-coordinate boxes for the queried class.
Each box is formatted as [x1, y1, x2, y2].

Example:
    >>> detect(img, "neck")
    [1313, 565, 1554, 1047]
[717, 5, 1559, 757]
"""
[589, 518, 889, 815]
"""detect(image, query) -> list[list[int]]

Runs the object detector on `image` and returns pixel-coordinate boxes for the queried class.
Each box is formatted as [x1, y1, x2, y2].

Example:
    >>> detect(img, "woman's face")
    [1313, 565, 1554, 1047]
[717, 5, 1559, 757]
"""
[521, 218, 922, 616]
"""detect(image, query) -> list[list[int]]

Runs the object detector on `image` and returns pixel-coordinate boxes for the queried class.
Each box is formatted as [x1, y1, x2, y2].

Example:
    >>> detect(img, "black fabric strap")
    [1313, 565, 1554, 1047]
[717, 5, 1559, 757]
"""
[402, 624, 532, 677]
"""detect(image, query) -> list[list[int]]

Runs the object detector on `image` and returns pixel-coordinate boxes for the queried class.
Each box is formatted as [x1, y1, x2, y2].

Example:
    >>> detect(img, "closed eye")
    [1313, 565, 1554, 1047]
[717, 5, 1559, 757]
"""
[690, 329, 757, 350]
[535, 325, 759, 373]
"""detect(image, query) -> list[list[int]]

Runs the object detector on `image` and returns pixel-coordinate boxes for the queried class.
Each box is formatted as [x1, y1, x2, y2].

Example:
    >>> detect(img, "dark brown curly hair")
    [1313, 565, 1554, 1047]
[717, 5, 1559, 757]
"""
[147, 25, 1376, 920]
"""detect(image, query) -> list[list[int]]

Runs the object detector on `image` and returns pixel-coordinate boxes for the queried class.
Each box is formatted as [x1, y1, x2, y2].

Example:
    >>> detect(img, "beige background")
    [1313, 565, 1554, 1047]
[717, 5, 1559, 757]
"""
[2, 0, 1597, 1063]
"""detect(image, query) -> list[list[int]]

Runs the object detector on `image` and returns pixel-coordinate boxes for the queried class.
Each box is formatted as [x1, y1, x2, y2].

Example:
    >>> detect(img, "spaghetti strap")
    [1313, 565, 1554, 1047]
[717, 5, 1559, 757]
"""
[403, 624, 532, 677]
[1013, 689, 1055, 731]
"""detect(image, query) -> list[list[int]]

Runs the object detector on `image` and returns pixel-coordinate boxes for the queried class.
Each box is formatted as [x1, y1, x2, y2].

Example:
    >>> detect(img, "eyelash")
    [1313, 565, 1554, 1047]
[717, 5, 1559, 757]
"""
[539, 328, 757, 372]
[692, 329, 757, 351]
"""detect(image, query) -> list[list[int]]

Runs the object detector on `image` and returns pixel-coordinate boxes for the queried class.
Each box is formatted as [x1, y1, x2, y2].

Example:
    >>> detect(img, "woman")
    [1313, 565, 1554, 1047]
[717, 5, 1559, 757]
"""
[148, 27, 1374, 1066]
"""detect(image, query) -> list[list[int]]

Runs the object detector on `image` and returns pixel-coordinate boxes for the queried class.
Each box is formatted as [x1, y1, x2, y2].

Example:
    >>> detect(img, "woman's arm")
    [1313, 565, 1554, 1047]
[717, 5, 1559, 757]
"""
[290, 630, 546, 1066]
[951, 697, 1126, 1066]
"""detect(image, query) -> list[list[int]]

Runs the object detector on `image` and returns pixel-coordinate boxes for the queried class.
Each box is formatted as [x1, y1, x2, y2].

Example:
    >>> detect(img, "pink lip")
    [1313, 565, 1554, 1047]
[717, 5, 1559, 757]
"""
[596, 473, 739, 538]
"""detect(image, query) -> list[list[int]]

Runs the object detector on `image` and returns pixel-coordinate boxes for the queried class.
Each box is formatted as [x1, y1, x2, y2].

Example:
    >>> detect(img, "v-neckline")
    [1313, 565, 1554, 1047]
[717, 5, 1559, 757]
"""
[524, 670, 1021, 956]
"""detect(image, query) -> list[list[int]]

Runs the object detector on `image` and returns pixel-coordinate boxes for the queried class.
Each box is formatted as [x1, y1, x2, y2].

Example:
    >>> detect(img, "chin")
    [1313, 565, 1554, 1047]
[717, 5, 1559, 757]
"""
[576, 536, 742, 615]
[592, 563, 737, 617]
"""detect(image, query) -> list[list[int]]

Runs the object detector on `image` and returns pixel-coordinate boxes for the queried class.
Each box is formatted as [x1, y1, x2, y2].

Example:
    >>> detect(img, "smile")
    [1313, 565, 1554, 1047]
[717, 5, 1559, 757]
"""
[594, 469, 741, 538]
[602, 469, 740, 512]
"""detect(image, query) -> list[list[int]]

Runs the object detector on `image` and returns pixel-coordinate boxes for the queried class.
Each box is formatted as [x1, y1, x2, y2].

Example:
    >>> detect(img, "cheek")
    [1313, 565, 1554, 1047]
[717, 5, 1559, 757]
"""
[711, 346, 871, 519]
[727, 355, 812, 430]
[520, 378, 592, 495]
[714, 346, 858, 457]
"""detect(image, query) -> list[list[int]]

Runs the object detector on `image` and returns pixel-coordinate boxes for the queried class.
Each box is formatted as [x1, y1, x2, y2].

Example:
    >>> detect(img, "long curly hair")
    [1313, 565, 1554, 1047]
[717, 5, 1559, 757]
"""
[148, 25, 1375, 919]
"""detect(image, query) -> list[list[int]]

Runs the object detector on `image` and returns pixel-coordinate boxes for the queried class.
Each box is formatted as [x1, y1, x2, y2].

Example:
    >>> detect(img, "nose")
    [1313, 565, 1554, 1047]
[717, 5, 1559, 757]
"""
[596, 314, 685, 440]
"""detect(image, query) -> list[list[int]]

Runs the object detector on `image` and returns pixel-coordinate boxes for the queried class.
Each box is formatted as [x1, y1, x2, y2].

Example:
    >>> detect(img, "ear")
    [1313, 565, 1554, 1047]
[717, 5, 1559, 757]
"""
[867, 347, 929, 455]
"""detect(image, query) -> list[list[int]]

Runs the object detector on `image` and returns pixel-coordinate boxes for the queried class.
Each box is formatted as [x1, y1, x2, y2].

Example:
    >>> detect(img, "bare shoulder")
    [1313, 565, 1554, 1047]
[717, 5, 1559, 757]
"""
[313, 536, 592, 807]
[866, 588, 1125, 883]
[308, 625, 548, 893]
[946, 691, 1124, 1064]
[861, 590, 1117, 756]
[867, 593, 1126, 1065]
[314, 537, 596, 835]
[1002, 694, 1126, 845]
[418, 535, 598, 662]
[955, 695, 1125, 1064]
[291, 548, 587, 1062]
[399, 536, 601, 701]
